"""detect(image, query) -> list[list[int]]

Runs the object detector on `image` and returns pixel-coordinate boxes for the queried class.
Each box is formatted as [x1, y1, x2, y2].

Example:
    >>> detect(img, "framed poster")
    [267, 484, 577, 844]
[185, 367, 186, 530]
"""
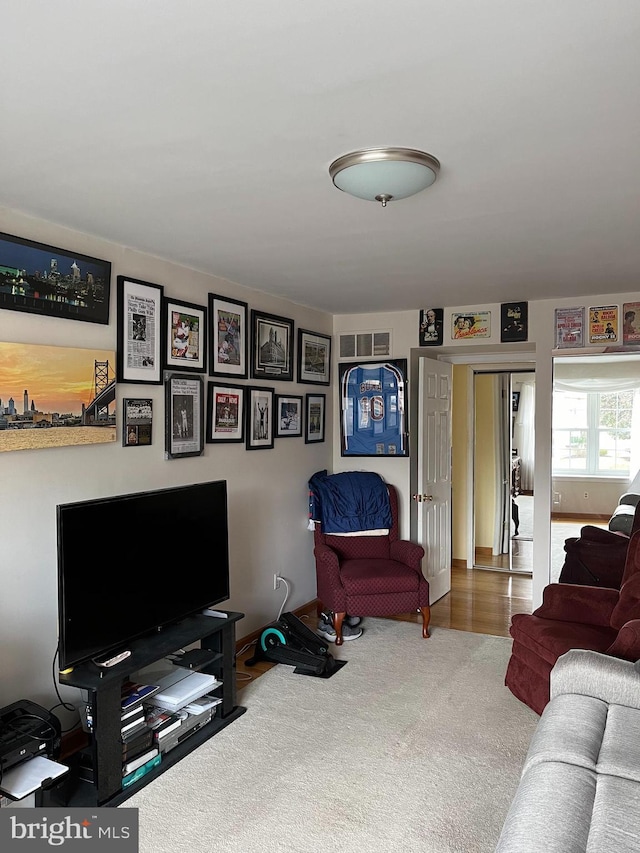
[164, 372, 204, 459]
[419, 308, 444, 346]
[208, 293, 248, 378]
[452, 311, 491, 340]
[297, 328, 331, 385]
[164, 297, 207, 373]
[246, 386, 275, 450]
[588, 305, 618, 344]
[0, 341, 116, 453]
[276, 394, 303, 438]
[122, 398, 153, 447]
[500, 302, 528, 343]
[555, 307, 584, 348]
[0, 230, 111, 325]
[622, 302, 640, 345]
[250, 309, 294, 381]
[116, 276, 164, 384]
[305, 393, 326, 443]
[206, 382, 245, 443]
[339, 359, 407, 457]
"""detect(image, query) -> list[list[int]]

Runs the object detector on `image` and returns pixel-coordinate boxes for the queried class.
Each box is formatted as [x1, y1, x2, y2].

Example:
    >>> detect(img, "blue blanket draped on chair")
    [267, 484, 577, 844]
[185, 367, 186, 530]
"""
[308, 470, 391, 534]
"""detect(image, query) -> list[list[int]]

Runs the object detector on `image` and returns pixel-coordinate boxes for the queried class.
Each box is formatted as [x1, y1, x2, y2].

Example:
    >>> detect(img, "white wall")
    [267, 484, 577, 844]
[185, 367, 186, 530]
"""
[333, 293, 640, 610]
[0, 207, 332, 720]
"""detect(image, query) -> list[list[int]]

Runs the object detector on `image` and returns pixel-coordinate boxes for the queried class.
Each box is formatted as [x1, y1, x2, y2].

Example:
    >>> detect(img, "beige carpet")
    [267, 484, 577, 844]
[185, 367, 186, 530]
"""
[126, 619, 539, 853]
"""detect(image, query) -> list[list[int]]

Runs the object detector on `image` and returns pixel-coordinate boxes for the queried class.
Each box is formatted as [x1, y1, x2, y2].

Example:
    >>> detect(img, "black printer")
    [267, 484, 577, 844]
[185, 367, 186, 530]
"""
[0, 699, 61, 775]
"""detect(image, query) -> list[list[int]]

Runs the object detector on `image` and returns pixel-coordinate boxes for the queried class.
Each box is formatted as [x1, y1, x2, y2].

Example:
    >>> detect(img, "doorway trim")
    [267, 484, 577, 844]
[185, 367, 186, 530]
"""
[410, 342, 536, 584]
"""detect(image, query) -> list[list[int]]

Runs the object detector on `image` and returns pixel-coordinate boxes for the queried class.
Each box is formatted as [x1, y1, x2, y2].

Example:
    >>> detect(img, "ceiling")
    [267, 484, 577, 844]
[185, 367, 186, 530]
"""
[2, 2, 639, 316]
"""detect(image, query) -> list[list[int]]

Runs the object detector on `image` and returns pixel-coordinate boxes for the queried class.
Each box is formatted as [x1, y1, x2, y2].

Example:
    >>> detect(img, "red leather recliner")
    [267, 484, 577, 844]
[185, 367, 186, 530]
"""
[505, 530, 640, 715]
[313, 485, 430, 645]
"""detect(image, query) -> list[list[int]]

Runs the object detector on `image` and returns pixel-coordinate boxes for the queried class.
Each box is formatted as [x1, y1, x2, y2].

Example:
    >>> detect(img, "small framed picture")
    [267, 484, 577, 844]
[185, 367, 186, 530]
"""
[164, 297, 207, 373]
[275, 394, 303, 438]
[208, 293, 248, 378]
[206, 382, 245, 443]
[500, 302, 528, 343]
[123, 398, 153, 447]
[164, 372, 204, 459]
[297, 329, 331, 385]
[116, 276, 164, 384]
[305, 393, 326, 444]
[250, 309, 294, 381]
[419, 308, 444, 346]
[246, 386, 275, 450]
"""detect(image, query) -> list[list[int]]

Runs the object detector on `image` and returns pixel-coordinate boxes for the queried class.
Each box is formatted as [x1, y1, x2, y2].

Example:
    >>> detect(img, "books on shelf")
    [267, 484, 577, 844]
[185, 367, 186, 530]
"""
[183, 694, 223, 715]
[121, 682, 161, 711]
[122, 728, 154, 759]
[151, 670, 220, 712]
[123, 747, 159, 777]
[122, 753, 161, 789]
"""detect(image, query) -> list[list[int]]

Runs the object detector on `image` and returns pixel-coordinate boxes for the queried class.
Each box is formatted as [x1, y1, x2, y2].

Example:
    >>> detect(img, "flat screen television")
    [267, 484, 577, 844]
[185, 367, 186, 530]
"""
[57, 480, 230, 670]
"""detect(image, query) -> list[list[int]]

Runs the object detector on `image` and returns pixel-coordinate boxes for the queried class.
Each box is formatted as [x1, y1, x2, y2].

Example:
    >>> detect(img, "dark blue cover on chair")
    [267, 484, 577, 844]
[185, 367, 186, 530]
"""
[308, 470, 391, 534]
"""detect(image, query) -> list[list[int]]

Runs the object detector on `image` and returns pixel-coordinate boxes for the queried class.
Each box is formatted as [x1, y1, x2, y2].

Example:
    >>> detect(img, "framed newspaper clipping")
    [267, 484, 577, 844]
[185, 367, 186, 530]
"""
[116, 276, 164, 384]
[206, 381, 245, 443]
[165, 372, 204, 459]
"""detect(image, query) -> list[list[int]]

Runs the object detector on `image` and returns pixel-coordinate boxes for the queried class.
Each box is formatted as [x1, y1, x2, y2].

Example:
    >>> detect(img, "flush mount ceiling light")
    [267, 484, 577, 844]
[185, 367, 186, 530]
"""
[329, 147, 440, 207]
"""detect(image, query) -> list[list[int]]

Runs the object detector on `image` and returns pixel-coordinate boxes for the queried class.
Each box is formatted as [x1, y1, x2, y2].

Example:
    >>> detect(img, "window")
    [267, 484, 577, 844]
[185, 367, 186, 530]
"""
[552, 389, 636, 475]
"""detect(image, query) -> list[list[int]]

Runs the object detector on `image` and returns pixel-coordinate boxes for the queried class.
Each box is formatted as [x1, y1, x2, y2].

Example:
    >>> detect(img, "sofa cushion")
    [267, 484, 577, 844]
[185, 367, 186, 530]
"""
[338, 559, 419, 596]
[588, 774, 640, 852]
[522, 693, 607, 774]
[610, 570, 640, 631]
[509, 614, 616, 666]
[495, 762, 595, 852]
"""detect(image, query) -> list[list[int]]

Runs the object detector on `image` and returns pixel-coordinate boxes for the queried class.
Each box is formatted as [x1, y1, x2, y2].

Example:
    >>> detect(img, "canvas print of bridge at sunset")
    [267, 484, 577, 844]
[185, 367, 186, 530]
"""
[0, 341, 116, 452]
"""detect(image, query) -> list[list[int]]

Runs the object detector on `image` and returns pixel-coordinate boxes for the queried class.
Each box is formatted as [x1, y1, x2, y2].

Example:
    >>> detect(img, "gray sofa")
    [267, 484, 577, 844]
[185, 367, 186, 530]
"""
[495, 649, 640, 852]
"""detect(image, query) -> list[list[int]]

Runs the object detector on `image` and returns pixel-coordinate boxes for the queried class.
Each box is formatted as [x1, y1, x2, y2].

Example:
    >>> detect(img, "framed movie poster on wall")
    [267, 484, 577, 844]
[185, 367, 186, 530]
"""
[339, 359, 408, 457]
[0, 231, 111, 324]
[500, 302, 528, 343]
[418, 308, 443, 346]
[250, 309, 294, 381]
[208, 293, 248, 378]
[206, 381, 245, 443]
[116, 276, 164, 384]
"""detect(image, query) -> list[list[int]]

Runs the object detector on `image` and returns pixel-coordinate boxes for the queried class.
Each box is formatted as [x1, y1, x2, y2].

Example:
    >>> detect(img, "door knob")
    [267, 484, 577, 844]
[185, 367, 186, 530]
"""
[412, 494, 433, 502]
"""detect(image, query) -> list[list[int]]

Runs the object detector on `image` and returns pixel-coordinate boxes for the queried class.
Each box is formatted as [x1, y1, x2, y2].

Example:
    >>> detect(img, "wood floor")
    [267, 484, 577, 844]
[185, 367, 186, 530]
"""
[235, 565, 532, 690]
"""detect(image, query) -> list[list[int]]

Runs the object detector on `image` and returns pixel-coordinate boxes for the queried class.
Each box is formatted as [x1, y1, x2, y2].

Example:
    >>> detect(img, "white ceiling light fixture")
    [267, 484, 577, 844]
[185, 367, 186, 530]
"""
[329, 147, 440, 208]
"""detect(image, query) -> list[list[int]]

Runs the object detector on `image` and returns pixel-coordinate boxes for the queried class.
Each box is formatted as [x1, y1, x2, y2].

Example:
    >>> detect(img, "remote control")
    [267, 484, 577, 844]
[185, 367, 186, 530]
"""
[202, 608, 227, 618]
[95, 650, 132, 668]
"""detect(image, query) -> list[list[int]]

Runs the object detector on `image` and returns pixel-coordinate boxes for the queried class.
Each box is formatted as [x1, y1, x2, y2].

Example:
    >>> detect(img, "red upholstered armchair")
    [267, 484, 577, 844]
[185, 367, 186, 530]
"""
[505, 529, 640, 715]
[313, 484, 430, 645]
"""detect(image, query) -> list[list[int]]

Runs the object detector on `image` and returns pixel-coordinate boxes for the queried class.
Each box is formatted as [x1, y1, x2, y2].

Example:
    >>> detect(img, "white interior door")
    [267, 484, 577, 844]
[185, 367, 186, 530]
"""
[417, 356, 453, 603]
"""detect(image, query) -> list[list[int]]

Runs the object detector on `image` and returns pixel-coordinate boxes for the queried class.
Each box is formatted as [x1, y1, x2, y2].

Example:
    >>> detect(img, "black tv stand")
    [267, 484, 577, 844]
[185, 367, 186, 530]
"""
[56, 611, 246, 807]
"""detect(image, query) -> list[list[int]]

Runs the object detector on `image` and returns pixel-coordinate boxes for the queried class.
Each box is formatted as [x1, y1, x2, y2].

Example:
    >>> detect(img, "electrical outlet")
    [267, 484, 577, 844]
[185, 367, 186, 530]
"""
[273, 573, 281, 590]
[584, 492, 589, 500]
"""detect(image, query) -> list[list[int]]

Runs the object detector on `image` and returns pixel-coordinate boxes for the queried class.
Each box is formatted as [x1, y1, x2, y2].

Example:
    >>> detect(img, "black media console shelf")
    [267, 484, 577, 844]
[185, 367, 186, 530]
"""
[58, 611, 246, 807]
